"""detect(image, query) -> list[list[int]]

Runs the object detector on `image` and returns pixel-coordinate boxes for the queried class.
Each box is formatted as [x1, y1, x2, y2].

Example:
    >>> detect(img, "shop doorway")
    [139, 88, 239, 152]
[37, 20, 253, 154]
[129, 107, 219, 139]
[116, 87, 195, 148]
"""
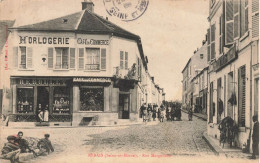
[118, 94, 130, 119]
[37, 87, 49, 111]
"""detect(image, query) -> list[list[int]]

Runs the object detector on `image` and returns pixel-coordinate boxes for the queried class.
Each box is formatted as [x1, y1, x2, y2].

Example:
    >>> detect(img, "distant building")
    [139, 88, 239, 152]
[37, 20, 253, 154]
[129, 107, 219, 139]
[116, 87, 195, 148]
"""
[182, 41, 208, 109]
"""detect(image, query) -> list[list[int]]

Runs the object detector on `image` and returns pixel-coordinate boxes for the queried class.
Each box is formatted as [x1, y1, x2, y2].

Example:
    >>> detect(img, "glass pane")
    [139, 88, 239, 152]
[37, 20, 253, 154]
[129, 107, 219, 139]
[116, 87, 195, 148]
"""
[56, 48, 62, 69]
[62, 49, 68, 69]
[53, 87, 70, 114]
[20, 47, 26, 68]
[17, 88, 34, 113]
[80, 88, 104, 111]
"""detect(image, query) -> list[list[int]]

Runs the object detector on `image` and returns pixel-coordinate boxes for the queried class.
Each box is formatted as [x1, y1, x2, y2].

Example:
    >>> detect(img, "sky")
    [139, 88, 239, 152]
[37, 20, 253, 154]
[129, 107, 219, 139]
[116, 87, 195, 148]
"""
[0, 0, 209, 101]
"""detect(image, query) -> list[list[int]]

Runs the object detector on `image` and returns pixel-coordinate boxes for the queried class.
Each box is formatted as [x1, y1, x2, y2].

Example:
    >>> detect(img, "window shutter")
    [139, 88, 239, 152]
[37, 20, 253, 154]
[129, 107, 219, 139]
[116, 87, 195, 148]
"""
[26, 47, 33, 69]
[120, 51, 124, 69]
[219, 15, 223, 54]
[252, 0, 259, 38]
[210, 24, 216, 59]
[225, 0, 234, 45]
[48, 48, 53, 69]
[207, 28, 211, 62]
[78, 48, 84, 69]
[70, 48, 75, 69]
[125, 52, 128, 70]
[238, 66, 246, 127]
[13, 47, 18, 68]
[101, 48, 106, 70]
[233, 0, 239, 39]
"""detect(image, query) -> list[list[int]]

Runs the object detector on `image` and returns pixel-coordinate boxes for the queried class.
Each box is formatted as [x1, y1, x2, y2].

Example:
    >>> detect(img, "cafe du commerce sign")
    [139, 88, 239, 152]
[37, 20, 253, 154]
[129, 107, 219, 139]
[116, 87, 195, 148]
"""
[19, 36, 109, 45]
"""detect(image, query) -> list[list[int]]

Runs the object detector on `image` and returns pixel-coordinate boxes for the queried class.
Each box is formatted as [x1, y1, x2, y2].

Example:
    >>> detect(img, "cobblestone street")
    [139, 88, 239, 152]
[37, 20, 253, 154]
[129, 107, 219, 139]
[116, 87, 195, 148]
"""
[0, 113, 256, 163]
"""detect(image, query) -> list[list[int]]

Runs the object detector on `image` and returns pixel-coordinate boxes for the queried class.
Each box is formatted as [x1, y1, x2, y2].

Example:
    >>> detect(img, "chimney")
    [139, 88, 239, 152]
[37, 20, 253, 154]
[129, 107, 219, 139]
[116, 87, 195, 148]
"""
[82, 0, 94, 12]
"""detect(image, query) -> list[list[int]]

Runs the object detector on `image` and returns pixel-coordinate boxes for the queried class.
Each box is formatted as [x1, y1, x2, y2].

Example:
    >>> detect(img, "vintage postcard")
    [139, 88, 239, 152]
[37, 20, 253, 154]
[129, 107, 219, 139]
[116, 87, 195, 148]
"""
[0, 0, 259, 163]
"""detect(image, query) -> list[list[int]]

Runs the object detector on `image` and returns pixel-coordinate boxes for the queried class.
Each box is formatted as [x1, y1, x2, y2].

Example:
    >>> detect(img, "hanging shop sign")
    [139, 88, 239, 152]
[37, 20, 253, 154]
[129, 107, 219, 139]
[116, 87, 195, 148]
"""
[73, 77, 111, 83]
[214, 45, 237, 72]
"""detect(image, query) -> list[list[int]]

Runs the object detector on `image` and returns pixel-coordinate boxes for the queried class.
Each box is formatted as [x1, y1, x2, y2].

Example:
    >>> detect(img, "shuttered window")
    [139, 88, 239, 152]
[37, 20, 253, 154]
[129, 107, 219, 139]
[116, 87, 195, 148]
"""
[101, 48, 106, 70]
[238, 65, 246, 127]
[240, 0, 249, 36]
[13, 47, 18, 68]
[225, 0, 234, 45]
[219, 15, 223, 54]
[252, 0, 259, 38]
[86, 48, 100, 70]
[207, 28, 210, 61]
[26, 47, 33, 69]
[20, 47, 26, 69]
[233, 0, 239, 39]
[120, 51, 124, 69]
[19, 47, 33, 69]
[78, 48, 84, 69]
[125, 52, 128, 70]
[55, 48, 69, 69]
[48, 48, 53, 69]
[210, 24, 216, 59]
[70, 48, 75, 69]
[119, 51, 128, 70]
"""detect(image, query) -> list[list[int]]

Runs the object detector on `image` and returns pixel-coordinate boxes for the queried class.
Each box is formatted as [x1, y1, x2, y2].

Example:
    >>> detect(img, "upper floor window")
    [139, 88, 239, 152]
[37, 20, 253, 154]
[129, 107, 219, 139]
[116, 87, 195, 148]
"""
[200, 54, 204, 59]
[55, 48, 69, 69]
[120, 51, 128, 70]
[78, 48, 106, 71]
[17, 46, 33, 69]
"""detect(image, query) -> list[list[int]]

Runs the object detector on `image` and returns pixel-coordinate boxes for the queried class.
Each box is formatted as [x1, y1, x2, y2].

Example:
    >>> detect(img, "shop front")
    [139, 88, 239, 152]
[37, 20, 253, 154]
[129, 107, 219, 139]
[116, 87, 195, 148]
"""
[9, 77, 73, 125]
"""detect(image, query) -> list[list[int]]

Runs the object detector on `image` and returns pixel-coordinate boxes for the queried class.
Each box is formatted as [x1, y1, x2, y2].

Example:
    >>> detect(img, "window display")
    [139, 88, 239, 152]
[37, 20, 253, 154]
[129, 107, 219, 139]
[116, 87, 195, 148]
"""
[17, 87, 34, 113]
[80, 87, 104, 111]
[53, 87, 70, 114]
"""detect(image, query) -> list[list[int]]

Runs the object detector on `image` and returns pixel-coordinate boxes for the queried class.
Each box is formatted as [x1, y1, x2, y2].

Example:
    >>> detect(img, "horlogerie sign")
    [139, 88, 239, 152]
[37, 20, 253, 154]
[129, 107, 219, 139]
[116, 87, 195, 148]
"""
[73, 78, 111, 83]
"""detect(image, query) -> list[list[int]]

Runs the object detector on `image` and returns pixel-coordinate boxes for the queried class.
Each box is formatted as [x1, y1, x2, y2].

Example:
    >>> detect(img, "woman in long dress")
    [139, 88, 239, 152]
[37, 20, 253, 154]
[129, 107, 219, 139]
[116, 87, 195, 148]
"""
[43, 105, 49, 122]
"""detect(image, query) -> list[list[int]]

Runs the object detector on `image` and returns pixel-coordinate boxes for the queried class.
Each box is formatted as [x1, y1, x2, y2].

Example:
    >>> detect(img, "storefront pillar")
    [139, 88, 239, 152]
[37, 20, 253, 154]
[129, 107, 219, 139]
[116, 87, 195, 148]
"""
[73, 85, 80, 112]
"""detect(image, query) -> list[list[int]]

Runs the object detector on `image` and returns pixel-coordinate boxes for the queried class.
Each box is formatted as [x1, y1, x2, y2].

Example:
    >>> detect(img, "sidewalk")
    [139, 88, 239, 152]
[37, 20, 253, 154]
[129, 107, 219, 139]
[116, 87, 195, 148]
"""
[181, 109, 207, 121]
[202, 131, 254, 159]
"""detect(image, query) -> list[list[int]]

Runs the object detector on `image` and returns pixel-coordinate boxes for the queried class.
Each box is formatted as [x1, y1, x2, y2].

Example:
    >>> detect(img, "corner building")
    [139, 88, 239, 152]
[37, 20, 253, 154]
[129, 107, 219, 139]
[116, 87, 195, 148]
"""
[1, 3, 149, 126]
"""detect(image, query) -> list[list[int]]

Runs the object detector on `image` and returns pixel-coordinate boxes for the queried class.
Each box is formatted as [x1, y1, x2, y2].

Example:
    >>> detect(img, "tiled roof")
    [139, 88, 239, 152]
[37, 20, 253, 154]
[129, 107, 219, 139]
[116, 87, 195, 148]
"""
[11, 9, 139, 40]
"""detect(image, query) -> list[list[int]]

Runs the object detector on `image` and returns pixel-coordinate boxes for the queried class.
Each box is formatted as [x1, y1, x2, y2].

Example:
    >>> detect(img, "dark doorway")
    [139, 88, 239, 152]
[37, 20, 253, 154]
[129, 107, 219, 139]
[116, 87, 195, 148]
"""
[118, 94, 130, 119]
[37, 87, 49, 111]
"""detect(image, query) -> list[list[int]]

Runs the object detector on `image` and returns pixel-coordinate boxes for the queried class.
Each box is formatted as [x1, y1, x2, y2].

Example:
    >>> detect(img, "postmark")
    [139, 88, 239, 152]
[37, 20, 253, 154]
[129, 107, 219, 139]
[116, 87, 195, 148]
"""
[103, 0, 149, 21]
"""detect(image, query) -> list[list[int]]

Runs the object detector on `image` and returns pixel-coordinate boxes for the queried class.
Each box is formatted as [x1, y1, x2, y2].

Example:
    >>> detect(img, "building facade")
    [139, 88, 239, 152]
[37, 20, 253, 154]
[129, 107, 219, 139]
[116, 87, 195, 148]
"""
[182, 41, 208, 110]
[0, 2, 165, 126]
[206, 0, 259, 151]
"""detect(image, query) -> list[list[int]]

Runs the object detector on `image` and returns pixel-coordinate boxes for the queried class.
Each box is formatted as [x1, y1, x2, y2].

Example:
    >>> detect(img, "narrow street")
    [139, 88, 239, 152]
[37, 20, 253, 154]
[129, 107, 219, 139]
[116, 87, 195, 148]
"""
[1, 112, 217, 163]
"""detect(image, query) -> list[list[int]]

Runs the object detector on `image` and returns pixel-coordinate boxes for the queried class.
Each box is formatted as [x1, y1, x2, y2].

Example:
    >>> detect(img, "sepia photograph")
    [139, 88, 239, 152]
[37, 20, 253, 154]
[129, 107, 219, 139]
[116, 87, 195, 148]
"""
[0, 0, 259, 163]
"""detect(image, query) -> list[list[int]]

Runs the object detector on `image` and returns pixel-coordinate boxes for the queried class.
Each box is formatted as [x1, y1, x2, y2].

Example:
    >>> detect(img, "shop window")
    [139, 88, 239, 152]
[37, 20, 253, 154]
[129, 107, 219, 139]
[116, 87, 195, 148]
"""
[86, 48, 100, 70]
[18, 47, 33, 69]
[55, 48, 69, 69]
[120, 51, 128, 70]
[53, 87, 70, 114]
[80, 87, 104, 111]
[17, 87, 34, 113]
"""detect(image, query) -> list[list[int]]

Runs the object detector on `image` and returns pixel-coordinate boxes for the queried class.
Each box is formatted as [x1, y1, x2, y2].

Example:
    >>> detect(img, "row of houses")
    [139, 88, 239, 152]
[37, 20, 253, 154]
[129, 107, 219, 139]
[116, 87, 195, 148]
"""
[182, 0, 259, 152]
[0, 1, 165, 127]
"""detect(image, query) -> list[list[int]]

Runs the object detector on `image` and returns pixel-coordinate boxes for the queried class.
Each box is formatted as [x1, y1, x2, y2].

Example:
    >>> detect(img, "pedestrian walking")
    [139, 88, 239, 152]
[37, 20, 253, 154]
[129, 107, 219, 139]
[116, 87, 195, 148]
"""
[140, 103, 147, 122]
[188, 106, 193, 121]
[147, 104, 152, 122]
[249, 115, 259, 159]
[152, 105, 157, 121]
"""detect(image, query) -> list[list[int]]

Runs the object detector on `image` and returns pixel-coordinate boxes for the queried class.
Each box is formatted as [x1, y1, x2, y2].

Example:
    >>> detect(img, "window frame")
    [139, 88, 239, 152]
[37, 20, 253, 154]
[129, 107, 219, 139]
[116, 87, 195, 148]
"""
[18, 46, 33, 70]
[54, 47, 69, 70]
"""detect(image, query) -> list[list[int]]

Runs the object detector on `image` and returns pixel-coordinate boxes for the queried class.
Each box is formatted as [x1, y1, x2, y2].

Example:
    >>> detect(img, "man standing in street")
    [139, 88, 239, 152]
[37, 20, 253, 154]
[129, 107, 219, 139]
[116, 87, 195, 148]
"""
[249, 115, 259, 159]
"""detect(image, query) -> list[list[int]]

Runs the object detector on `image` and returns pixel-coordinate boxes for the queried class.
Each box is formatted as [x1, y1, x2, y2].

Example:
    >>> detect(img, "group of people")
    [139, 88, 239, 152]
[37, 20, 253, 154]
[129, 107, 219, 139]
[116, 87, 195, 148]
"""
[140, 103, 182, 123]
[0, 131, 54, 163]
[37, 104, 49, 122]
